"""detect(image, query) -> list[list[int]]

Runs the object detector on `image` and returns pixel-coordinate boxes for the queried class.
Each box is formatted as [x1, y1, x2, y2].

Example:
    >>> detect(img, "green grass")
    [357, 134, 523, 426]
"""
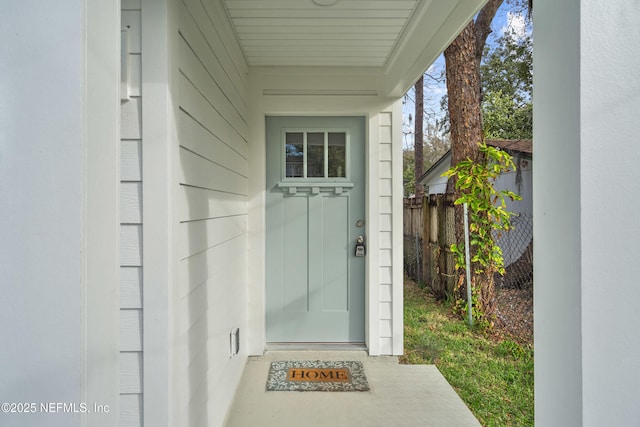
[401, 278, 534, 427]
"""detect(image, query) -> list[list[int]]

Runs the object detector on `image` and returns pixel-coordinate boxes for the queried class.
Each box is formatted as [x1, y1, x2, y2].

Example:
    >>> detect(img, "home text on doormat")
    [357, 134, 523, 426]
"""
[288, 367, 350, 383]
[266, 360, 370, 392]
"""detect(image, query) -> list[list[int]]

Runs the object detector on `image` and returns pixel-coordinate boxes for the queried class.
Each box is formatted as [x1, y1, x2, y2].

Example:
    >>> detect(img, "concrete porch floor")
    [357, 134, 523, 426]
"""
[224, 351, 481, 426]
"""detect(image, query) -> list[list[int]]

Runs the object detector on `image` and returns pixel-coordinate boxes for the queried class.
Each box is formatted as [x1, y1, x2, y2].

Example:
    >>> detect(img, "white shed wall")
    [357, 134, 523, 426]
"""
[424, 160, 450, 195]
[422, 153, 533, 217]
[493, 157, 533, 266]
[494, 156, 533, 219]
[534, 0, 640, 425]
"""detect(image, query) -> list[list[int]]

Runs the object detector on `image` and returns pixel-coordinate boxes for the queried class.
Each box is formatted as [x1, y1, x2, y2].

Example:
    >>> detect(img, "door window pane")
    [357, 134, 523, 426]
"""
[285, 132, 304, 177]
[328, 132, 346, 178]
[284, 130, 347, 179]
[307, 132, 325, 178]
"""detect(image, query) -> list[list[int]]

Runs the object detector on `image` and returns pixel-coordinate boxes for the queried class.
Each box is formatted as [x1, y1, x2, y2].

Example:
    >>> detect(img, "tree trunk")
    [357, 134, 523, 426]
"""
[444, 22, 483, 172]
[414, 76, 424, 198]
[443, 0, 504, 322]
[444, 22, 487, 316]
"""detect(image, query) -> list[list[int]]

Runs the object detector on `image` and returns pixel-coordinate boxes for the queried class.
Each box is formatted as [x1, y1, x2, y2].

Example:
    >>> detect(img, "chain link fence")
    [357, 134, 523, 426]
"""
[494, 213, 533, 290]
[403, 232, 424, 283]
[404, 197, 533, 294]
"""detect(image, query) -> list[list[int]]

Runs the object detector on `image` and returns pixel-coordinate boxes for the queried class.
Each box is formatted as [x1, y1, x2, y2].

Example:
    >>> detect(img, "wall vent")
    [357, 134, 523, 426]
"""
[230, 328, 240, 358]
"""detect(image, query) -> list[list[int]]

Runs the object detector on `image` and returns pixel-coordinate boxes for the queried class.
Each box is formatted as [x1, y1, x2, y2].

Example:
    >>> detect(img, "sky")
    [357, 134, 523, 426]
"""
[401, 2, 531, 150]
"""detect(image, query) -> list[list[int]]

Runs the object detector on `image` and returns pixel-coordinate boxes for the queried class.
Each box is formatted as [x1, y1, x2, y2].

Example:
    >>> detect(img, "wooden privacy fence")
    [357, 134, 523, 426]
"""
[405, 194, 534, 294]
[403, 194, 458, 299]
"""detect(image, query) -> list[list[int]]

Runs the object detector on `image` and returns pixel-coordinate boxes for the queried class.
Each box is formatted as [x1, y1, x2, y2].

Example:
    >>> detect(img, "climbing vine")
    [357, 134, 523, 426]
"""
[443, 142, 522, 326]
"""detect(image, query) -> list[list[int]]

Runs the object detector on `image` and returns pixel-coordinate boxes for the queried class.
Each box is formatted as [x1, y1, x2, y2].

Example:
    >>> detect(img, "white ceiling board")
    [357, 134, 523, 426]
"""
[221, 0, 488, 95]
[224, 1, 417, 10]
[223, 0, 419, 68]
[227, 9, 413, 19]
[241, 39, 396, 47]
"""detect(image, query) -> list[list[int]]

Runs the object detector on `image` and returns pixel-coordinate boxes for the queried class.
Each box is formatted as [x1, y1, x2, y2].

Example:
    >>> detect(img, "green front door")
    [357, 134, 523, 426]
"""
[266, 116, 366, 343]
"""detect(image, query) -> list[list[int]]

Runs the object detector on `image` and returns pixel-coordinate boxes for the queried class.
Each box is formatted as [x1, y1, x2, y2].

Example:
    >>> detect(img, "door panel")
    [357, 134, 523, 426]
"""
[283, 196, 309, 312]
[266, 116, 365, 343]
[320, 195, 348, 312]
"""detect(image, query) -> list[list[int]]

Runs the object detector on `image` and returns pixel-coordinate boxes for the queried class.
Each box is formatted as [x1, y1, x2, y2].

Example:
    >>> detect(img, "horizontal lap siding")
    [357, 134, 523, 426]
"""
[121, 2, 143, 426]
[175, 0, 249, 426]
[379, 112, 394, 355]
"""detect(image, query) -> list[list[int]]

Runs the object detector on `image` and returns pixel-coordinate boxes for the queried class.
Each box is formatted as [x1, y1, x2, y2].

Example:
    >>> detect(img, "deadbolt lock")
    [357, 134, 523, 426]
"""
[355, 235, 366, 257]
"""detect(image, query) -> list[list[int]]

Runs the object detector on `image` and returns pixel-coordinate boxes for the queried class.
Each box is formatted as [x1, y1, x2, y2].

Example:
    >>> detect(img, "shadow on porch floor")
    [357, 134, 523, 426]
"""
[224, 351, 481, 427]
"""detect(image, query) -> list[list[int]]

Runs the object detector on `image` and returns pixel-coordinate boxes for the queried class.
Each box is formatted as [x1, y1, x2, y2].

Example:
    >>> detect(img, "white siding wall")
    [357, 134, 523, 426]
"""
[535, 0, 640, 425]
[174, 0, 249, 425]
[367, 105, 403, 356]
[0, 3, 85, 426]
[120, 2, 144, 426]
[579, 2, 640, 422]
[377, 111, 395, 355]
[1, 1, 121, 426]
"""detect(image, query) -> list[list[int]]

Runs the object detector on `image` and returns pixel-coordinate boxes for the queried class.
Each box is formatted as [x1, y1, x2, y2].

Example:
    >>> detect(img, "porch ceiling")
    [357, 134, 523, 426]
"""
[222, 0, 487, 96]
[222, 0, 419, 67]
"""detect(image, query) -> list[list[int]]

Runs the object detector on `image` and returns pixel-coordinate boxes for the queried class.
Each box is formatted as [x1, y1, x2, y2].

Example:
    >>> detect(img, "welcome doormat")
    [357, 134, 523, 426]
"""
[266, 360, 370, 392]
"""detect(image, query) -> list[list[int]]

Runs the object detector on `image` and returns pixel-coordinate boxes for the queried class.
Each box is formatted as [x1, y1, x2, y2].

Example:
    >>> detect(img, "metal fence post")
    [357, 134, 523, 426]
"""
[464, 203, 473, 326]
